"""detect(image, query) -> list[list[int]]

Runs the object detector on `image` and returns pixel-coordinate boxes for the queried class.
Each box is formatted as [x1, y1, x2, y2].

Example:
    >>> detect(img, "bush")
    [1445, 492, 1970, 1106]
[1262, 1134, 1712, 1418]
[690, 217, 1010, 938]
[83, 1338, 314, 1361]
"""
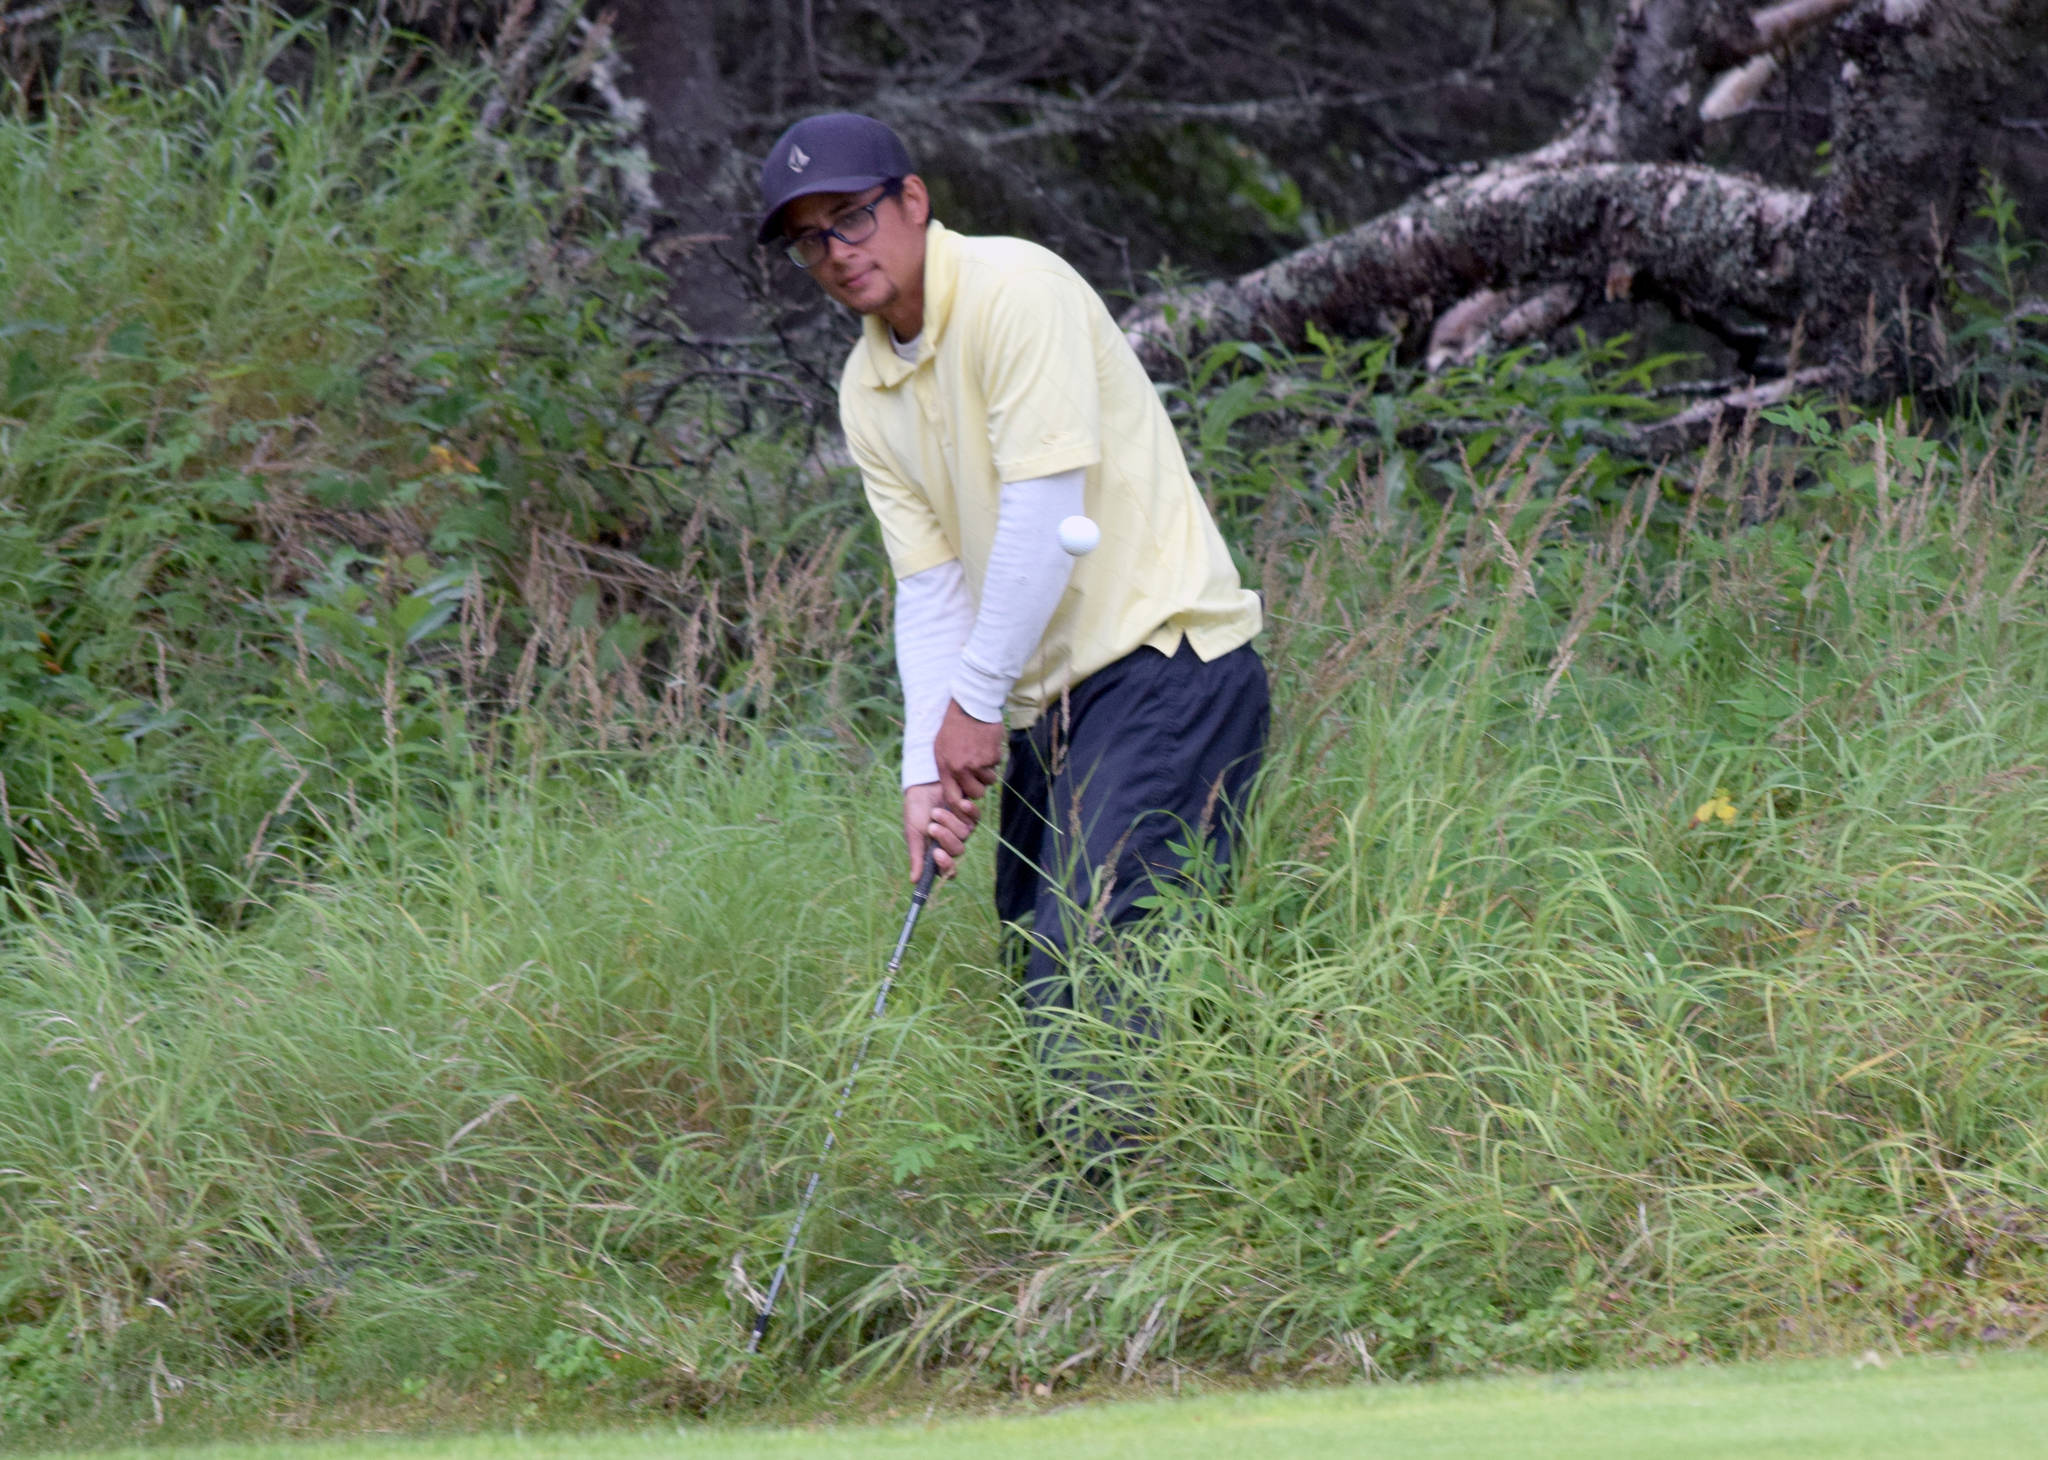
[0, 7, 886, 913]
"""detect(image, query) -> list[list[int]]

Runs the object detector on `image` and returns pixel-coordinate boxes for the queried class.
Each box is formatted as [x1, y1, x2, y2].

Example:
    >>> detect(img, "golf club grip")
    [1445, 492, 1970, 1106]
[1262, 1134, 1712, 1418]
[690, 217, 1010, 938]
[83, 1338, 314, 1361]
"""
[887, 848, 939, 975]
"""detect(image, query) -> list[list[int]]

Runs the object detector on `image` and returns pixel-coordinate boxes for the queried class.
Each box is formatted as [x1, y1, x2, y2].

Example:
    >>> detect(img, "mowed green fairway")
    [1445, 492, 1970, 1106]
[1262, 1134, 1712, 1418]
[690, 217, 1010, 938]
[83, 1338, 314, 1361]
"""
[55, 1355, 2048, 1460]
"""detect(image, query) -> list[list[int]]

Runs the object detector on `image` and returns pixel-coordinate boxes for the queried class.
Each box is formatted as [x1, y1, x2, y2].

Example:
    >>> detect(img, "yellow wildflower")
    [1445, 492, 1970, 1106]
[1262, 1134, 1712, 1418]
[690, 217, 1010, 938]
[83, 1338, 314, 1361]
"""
[1689, 791, 1738, 827]
[425, 443, 480, 475]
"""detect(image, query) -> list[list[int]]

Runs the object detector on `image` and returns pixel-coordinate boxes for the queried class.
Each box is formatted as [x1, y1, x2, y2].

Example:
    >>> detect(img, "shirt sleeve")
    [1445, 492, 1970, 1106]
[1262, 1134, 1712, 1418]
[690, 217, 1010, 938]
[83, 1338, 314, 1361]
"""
[977, 269, 1103, 482]
[895, 558, 973, 788]
[950, 468, 1085, 722]
[844, 409, 955, 580]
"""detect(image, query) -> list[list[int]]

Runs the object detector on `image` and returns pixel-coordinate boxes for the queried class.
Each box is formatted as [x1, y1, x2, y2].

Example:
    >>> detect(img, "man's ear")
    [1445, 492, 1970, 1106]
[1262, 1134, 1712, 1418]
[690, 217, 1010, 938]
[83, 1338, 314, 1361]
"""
[898, 174, 932, 228]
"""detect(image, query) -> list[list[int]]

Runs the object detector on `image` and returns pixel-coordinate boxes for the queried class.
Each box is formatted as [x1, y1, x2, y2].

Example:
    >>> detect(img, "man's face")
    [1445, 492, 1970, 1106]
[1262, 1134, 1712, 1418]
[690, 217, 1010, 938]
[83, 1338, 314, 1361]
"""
[782, 176, 931, 326]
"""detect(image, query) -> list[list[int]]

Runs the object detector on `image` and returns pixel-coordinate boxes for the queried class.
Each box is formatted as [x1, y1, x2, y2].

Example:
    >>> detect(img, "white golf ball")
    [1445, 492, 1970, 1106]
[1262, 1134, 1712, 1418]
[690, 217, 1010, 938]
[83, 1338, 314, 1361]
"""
[1057, 514, 1100, 556]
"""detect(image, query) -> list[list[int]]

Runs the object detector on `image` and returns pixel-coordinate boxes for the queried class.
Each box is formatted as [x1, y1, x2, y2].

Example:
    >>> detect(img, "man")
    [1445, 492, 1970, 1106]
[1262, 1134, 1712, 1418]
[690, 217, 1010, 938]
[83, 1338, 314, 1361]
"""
[757, 113, 1268, 1162]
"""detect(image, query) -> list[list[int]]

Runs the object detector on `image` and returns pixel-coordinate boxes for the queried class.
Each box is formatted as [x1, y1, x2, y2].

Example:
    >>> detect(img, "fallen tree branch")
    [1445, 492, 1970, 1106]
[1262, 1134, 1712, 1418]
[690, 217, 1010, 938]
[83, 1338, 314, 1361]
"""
[1635, 365, 1837, 450]
[1124, 160, 1812, 369]
[0, 1, 77, 30]
[1423, 283, 1585, 370]
[1748, 0, 1860, 51]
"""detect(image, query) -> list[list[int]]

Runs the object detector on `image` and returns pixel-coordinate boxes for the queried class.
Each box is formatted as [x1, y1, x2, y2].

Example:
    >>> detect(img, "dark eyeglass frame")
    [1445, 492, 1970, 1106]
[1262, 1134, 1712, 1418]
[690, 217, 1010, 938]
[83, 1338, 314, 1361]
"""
[783, 179, 904, 269]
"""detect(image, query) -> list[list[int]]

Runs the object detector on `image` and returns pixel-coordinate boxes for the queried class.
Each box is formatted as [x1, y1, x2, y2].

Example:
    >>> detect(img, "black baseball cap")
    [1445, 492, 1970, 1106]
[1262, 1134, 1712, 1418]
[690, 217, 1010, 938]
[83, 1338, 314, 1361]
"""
[756, 113, 914, 244]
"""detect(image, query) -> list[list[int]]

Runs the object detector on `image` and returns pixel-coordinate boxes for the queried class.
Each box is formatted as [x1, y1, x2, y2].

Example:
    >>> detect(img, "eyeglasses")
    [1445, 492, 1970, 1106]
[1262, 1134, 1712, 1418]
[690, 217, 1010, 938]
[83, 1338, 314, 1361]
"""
[783, 180, 903, 269]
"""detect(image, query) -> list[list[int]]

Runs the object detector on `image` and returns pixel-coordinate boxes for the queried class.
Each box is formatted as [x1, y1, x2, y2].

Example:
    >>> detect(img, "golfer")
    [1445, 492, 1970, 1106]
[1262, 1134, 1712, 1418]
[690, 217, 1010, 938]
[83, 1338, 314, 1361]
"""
[757, 113, 1268, 1162]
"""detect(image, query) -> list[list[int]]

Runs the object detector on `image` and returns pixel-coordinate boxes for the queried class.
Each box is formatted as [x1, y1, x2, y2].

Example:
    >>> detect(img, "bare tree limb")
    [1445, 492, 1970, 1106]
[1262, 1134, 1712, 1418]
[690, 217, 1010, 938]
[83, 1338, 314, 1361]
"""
[940, 71, 1494, 147]
[1700, 54, 1780, 122]
[0, 0, 78, 29]
[1422, 282, 1585, 368]
[1425, 289, 1515, 370]
[571, 13, 661, 228]
[1124, 160, 1812, 366]
[1528, 0, 1754, 165]
[1637, 365, 1835, 449]
[1748, 0, 1860, 52]
[1490, 282, 1584, 351]
[479, 0, 584, 136]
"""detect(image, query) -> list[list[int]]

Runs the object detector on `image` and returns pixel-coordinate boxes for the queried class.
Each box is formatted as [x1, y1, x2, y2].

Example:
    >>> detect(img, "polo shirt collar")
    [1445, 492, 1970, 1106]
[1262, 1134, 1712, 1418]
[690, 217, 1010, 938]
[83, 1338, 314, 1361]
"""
[853, 219, 958, 390]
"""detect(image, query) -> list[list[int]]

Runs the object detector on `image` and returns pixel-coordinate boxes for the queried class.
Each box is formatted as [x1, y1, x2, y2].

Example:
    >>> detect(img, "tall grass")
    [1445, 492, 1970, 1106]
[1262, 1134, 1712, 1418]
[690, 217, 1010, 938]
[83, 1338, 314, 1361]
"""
[4, 398, 2044, 1436]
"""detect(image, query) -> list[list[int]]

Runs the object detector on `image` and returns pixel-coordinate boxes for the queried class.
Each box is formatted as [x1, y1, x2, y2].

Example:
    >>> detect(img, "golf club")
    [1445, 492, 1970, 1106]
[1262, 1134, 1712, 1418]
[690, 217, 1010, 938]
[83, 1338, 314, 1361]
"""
[747, 845, 940, 1353]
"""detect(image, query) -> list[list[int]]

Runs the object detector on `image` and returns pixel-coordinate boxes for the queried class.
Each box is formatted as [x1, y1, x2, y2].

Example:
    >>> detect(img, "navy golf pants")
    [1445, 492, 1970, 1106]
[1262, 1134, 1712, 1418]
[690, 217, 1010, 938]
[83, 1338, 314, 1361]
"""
[993, 638, 1269, 1140]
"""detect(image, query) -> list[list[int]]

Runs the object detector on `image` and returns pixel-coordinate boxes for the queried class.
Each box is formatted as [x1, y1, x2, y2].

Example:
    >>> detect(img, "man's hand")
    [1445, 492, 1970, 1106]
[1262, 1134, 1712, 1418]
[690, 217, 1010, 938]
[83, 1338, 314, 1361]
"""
[903, 781, 980, 880]
[933, 698, 1005, 818]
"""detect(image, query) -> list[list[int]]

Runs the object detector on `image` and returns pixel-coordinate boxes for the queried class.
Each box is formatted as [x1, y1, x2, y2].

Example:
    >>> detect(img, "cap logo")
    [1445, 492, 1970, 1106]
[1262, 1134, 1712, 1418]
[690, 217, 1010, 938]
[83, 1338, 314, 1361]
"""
[788, 144, 810, 173]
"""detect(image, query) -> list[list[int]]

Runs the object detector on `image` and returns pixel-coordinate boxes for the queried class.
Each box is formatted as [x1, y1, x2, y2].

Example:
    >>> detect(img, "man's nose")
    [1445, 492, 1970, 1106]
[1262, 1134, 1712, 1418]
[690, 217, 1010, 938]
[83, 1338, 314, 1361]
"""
[822, 230, 864, 268]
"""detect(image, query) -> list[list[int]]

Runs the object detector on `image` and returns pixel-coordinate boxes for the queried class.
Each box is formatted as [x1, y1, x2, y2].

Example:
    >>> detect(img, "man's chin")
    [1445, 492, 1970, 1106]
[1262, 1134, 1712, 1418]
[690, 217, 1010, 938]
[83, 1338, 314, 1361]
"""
[832, 278, 892, 315]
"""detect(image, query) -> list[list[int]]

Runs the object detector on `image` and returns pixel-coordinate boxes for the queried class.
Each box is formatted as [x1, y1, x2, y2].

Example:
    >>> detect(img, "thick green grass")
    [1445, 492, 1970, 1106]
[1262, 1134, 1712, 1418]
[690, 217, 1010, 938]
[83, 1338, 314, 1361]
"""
[5, 405, 2045, 1439]
[41, 1354, 2048, 1459]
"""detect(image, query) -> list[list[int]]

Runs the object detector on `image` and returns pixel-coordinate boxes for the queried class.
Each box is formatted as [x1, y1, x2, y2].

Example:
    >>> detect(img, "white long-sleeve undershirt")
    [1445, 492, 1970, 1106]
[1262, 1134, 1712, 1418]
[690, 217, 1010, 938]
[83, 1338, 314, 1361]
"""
[894, 467, 1086, 788]
[895, 558, 971, 789]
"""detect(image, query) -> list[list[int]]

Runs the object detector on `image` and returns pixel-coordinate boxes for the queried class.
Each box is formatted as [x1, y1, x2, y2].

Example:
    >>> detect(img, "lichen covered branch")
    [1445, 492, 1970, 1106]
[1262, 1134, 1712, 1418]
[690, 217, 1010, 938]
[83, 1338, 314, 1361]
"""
[1124, 161, 1812, 369]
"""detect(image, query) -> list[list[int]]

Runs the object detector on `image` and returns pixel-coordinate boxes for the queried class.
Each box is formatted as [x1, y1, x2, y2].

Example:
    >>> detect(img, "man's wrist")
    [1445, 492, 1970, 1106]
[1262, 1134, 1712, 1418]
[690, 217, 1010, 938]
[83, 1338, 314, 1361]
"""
[949, 659, 1010, 723]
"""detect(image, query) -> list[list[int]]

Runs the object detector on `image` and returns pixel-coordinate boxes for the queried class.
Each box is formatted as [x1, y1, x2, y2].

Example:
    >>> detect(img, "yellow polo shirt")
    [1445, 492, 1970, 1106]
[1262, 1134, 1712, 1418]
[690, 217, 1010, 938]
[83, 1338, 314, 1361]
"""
[840, 220, 1261, 728]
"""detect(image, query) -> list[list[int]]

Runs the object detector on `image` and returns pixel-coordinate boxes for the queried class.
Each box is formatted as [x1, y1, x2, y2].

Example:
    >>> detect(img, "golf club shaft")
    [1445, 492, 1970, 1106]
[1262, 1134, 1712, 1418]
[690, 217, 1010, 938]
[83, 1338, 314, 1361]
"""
[748, 847, 940, 1353]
